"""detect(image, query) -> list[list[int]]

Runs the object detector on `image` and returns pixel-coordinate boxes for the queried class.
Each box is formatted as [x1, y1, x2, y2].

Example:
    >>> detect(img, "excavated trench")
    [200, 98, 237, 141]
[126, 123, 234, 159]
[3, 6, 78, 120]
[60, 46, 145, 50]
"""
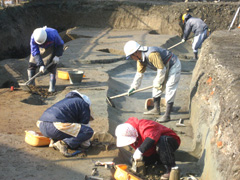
[0, 1, 240, 180]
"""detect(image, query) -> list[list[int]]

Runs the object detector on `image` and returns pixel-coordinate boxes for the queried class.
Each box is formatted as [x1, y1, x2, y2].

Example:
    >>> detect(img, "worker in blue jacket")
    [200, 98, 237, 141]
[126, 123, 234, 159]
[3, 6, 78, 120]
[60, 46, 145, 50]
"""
[37, 90, 94, 156]
[181, 14, 210, 60]
[28, 26, 64, 92]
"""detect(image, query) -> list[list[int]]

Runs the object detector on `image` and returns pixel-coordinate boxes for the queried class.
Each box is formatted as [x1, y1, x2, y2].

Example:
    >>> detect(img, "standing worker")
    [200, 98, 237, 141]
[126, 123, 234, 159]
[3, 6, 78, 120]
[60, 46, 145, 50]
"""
[181, 13, 210, 60]
[28, 26, 64, 92]
[124, 40, 181, 123]
[115, 117, 181, 180]
[37, 90, 94, 156]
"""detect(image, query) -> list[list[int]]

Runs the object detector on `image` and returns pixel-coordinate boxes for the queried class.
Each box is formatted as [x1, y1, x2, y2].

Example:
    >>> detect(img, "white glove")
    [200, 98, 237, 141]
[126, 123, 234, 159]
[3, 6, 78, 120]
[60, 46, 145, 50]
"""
[133, 148, 143, 161]
[39, 66, 45, 73]
[181, 39, 185, 43]
[53, 56, 60, 64]
[131, 72, 144, 90]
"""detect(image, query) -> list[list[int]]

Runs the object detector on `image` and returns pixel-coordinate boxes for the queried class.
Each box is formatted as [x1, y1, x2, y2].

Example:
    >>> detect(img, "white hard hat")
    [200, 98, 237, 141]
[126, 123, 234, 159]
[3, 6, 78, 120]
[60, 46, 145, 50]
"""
[115, 123, 138, 147]
[124, 40, 141, 59]
[33, 28, 47, 45]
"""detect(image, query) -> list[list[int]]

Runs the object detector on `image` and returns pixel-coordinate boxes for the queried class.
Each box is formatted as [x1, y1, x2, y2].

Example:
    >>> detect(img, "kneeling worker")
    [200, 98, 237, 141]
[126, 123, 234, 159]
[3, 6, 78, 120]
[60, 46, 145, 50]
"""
[115, 117, 181, 180]
[37, 90, 94, 156]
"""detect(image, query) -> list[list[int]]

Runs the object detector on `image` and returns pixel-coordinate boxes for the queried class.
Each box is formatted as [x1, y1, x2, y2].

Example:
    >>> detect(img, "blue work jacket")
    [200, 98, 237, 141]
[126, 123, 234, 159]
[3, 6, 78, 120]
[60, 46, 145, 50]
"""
[39, 92, 91, 125]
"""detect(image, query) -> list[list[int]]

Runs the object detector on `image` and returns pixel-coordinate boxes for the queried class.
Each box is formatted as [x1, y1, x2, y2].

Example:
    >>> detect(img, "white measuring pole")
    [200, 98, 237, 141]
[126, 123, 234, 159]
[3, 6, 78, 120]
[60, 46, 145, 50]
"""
[228, 6, 240, 31]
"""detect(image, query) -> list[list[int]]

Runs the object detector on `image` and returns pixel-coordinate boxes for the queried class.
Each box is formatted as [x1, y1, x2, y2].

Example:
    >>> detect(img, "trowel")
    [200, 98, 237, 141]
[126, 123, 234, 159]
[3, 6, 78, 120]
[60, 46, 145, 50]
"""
[19, 62, 54, 91]
[131, 158, 146, 176]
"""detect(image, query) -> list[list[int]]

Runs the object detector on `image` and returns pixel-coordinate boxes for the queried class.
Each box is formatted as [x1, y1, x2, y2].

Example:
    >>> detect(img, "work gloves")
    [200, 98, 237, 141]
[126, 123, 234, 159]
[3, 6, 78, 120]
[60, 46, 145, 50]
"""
[133, 148, 143, 161]
[39, 66, 45, 73]
[53, 56, 60, 64]
[128, 88, 135, 96]
[128, 72, 144, 96]
[181, 39, 185, 43]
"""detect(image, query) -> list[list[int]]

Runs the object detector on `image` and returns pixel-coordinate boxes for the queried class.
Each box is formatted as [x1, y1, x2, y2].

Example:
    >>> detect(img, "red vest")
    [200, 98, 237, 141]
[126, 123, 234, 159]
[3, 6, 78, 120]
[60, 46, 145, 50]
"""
[126, 117, 181, 157]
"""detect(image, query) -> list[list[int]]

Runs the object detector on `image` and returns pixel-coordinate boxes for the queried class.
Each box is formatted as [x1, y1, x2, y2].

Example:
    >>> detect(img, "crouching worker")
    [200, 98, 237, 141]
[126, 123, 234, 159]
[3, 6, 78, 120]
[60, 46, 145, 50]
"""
[37, 90, 94, 157]
[115, 117, 181, 180]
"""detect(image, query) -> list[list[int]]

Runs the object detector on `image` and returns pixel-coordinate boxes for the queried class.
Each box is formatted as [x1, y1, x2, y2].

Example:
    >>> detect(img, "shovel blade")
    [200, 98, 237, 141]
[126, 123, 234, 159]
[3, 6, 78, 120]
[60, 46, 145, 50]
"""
[19, 83, 31, 92]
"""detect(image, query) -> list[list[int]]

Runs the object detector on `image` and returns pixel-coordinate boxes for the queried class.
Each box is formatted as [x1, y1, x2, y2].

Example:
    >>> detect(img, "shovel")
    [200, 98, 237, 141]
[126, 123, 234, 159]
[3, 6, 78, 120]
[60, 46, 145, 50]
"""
[106, 86, 153, 108]
[19, 62, 54, 91]
[167, 41, 184, 50]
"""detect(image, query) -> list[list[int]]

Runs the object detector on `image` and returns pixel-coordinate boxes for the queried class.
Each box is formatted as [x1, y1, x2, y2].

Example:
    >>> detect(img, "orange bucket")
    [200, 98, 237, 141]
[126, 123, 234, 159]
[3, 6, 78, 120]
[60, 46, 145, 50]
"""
[25, 130, 50, 147]
[114, 164, 142, 180]
[145, 98, 154, 110]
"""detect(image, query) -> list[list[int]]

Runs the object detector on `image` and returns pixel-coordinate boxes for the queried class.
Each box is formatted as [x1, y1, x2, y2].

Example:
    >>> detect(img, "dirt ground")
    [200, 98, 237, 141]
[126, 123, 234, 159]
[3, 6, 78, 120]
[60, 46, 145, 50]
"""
[0, 1, 239, 180]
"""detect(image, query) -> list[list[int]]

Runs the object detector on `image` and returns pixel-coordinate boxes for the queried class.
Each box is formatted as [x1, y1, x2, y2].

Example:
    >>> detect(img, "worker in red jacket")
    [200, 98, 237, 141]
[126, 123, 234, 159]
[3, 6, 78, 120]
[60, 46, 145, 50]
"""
[115, 117, 181, 180]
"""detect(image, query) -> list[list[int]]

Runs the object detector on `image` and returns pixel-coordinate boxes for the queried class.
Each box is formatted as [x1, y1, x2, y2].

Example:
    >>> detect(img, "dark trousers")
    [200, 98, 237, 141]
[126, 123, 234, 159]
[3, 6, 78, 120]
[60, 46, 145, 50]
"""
[28, 46, 57, 74]
[143, 136, 179, 166]
[39, 121, 94, 149]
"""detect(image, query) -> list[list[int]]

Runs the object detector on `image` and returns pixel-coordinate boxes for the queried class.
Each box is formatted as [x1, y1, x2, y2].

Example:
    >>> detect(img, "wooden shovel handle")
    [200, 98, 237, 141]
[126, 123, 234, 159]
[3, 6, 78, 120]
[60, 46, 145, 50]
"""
[109, 86, 153, 99]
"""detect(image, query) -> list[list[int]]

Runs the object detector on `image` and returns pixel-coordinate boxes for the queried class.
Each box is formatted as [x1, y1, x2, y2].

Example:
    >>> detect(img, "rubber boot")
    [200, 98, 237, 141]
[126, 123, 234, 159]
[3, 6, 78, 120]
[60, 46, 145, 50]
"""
[156, 102, 173, 123]
[194, 52, 198, 60]
[27, 69, 36, 85]
[48, 73, 56, 92]
[143, 97, 161, 115]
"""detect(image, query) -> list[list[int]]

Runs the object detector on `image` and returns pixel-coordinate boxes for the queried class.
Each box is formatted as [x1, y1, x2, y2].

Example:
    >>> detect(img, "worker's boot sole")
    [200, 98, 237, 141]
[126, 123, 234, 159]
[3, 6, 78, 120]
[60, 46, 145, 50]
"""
[143, 109, 160, 115]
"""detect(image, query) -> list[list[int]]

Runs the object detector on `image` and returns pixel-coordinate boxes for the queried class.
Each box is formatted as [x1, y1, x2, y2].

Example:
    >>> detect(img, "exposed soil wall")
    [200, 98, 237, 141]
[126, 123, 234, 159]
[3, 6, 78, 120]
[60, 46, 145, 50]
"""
[0, 1, 240, 179]
[0, 0, 239, 60]
[190, 29, 240, 180]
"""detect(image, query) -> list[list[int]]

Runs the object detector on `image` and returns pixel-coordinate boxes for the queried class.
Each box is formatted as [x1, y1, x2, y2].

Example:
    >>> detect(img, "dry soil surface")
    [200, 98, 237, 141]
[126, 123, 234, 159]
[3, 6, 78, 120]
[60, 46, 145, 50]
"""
[0, 1, 239, 180]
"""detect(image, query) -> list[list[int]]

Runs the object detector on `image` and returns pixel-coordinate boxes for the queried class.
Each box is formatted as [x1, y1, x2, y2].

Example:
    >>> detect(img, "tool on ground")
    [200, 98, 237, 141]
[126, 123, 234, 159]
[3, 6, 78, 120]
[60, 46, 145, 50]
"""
[167, 41, 184, 50]
[106, 86, 153, 107]
[94, 160, 115, 167]
[84, 175, 103, 180]
[19, 62, 54, 91]
[91, 168, 98, 176]
[131, 158, 146, 176]
[176, 119, 186, 127]
[65, 149, 87, 157]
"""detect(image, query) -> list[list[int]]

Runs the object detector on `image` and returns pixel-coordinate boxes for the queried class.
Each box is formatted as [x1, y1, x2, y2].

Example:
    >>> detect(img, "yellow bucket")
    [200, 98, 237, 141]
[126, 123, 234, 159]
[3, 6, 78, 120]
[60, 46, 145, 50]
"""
[57, 69, 69, 80]
[114, 164, 142, 180]
[25, 130, 50, 147]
